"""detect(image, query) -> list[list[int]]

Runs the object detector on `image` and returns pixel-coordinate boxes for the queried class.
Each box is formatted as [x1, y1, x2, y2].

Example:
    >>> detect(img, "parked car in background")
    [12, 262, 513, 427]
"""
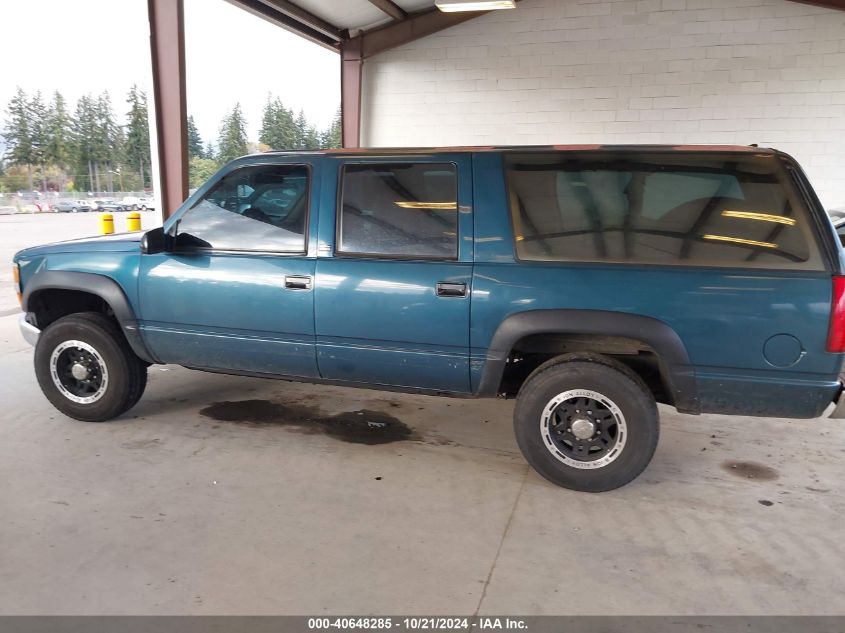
[13, 145, 845, 492]
[121, 196, 155, 211]
[51, 200, 95, 213]
[95, 200, 127, 212]
[50, 201, 74, 213]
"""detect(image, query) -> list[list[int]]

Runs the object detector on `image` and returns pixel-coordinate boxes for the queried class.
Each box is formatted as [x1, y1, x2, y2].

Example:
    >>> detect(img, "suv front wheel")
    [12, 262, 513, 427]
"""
[34, 312, 148, 422]
[513, 355, 659, 492]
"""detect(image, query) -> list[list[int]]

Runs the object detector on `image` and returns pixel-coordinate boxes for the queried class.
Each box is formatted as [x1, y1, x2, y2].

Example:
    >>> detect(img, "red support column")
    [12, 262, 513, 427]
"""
[341, 38, 363, 148]
[148, 0, 189, 219]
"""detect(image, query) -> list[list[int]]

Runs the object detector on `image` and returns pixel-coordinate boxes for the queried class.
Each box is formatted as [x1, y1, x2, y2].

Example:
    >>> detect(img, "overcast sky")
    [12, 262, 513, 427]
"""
[0, 0, 340, 146]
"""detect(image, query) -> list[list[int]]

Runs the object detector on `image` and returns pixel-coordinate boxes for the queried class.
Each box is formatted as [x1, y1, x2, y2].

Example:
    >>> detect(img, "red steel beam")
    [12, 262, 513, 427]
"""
[368, 0, 407, 22]
[341, 37, 363, 148]
[147, 0, 188, 219]
[356, 7, 489, 59]
[789, 0, 845, 8]
[225, 0, 343, 50]
[340, 7, 489, 146]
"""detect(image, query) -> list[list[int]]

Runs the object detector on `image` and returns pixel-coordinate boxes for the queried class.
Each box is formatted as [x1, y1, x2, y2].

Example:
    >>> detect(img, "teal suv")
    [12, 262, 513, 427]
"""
[13, 145, 845, 491]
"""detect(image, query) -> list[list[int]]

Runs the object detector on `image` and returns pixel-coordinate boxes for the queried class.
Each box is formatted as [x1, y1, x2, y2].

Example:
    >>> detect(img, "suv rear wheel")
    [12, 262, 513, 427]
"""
[34, 312, 148, 422]
[513, 355, 659, 492]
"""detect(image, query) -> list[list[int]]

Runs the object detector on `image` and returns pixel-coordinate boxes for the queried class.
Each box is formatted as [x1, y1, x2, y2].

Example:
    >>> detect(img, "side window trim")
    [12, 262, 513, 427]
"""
[172, 162, 312, 256]
[335, 161, 460, 261]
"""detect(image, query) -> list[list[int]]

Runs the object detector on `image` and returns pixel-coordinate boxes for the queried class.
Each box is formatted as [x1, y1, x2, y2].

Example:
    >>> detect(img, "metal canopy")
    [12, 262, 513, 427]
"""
[149, 0, 488, 218]
[222, 0, 489, 54]
[149, 0, 845, 218]
[221, 0, 493, 155]
[230, 0, 442, 41]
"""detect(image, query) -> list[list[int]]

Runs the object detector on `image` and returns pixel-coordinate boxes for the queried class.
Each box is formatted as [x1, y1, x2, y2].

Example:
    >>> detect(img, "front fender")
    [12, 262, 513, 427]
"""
[22, 270, 157, 364]
[475, 309, 698, 413]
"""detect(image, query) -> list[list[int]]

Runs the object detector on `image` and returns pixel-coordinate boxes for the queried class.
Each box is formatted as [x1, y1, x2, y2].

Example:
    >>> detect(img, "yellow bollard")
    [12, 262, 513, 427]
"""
[126, 212, 142, 232]
[99, 213, 114, 235]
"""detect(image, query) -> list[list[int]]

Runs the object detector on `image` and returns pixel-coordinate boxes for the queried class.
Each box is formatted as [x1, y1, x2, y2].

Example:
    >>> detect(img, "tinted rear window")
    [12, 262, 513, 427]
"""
[339, 163, 458, 259]
[506, 152, 822, 269]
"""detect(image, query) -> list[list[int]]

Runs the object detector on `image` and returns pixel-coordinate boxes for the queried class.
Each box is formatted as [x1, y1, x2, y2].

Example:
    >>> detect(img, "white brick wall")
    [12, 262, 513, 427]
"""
[360, 0, 845, 208]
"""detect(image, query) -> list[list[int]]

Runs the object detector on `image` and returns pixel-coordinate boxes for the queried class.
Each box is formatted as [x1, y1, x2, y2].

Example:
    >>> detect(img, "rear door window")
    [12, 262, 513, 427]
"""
[506, 152, 822, 269]
[338, 163, 458, 259]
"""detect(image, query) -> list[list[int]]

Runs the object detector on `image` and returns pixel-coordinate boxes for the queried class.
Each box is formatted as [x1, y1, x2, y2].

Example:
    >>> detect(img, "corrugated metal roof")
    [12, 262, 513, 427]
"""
[285, 0, 436, 32]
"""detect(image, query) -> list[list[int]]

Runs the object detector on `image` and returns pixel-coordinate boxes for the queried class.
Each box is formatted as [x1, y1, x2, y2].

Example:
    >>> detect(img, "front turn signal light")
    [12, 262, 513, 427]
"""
[12, 264, 21, 306]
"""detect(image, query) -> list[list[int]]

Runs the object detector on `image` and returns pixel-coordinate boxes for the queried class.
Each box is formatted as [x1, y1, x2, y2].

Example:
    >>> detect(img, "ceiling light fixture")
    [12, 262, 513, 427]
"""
[721, 210, 796, 225]
[395, 201, 457, 209]
[702, 234, 777, 249]
[435, 0, 516, 12]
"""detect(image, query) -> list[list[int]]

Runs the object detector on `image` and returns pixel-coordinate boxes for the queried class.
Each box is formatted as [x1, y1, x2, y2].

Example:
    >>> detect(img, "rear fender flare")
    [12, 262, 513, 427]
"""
[475, 309, 698, 413]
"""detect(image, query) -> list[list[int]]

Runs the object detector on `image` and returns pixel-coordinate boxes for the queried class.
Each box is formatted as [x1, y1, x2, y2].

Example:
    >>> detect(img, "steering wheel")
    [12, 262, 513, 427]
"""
[242, 207, 272, 224]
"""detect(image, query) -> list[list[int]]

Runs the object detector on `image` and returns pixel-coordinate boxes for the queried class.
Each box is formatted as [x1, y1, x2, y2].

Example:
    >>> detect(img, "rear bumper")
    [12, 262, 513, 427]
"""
[19, 313, 40, 347]
[829, 379, 845, 418]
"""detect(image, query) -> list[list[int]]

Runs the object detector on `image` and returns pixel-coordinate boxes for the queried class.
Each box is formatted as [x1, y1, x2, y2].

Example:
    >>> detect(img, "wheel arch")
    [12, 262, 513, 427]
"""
[475, 309, 699, 414]
[23, 271, 157, 364]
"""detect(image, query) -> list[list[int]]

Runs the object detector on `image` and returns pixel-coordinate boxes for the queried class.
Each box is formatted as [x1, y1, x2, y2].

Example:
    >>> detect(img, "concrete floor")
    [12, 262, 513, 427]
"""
[1, 215, 844, 615]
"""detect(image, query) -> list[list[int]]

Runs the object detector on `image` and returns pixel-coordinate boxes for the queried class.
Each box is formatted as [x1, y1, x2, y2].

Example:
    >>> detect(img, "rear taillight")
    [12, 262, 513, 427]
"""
[827, 276, 845, 352]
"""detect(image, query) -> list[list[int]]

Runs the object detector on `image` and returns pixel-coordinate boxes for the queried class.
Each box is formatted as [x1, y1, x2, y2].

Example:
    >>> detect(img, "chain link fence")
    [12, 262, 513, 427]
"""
[0, 191, 155, 214]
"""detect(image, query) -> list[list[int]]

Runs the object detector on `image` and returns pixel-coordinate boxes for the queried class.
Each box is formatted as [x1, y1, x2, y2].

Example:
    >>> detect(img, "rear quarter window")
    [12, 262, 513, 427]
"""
[505, 152, 823, 270]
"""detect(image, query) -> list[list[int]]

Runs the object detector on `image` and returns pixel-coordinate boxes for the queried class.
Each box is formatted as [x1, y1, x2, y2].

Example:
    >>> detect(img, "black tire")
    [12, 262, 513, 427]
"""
[34, 312, 148, 422]
[126, 365, 148, 411]
[513, 355, 659, 492]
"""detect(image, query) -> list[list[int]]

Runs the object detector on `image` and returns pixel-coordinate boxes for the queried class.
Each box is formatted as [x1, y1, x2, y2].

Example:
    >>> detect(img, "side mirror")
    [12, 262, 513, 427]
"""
[140, 226, 168, 255]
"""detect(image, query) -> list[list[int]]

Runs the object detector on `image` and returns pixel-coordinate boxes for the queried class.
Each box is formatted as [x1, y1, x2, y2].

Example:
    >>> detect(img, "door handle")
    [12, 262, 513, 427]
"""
[284, 275, 312, 290]
[436, 282, 467, 297]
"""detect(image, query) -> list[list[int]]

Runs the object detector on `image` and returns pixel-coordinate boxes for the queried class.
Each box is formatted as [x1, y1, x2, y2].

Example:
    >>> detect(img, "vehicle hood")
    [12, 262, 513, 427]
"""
[14, 231, 144, 260]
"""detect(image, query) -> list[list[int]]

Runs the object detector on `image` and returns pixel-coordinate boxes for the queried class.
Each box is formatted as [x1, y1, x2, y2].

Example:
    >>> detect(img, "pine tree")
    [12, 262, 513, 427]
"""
[303, 124, 320, 150]
[46, 91, 72, 183]
[72, 94, 98, 191]
[29, 91, 49, 191]
[93, 92, 119, 192]
[217, 103, 248, 163]
[2, 87, 35, 191]
[293, 109, 309, 150]
[259, 96, 278, 149]
[259, 96, 296, 150]
[108, 124, 126, 193]
[125, 85, 151, 189]
[327, 106, 341, 149]
[276, 101, 296, 149]
[187, 115, 204, 158]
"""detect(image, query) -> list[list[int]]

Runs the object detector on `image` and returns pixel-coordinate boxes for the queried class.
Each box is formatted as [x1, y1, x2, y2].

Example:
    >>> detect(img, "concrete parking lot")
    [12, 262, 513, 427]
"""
[0, 212, 159, 314]
[1, 213, 844, 615]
